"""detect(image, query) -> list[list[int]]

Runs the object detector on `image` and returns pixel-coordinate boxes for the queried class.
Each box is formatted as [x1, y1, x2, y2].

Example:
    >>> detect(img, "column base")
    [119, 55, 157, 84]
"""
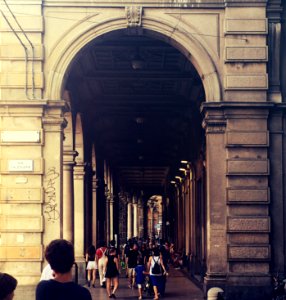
[74, 258, 86, 285]
[204, 272, 226, 297]
[204, 273, 272, 300]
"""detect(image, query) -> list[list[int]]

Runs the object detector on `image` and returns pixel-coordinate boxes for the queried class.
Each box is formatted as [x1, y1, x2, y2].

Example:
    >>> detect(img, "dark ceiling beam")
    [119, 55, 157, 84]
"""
[83, 71, 193, 80]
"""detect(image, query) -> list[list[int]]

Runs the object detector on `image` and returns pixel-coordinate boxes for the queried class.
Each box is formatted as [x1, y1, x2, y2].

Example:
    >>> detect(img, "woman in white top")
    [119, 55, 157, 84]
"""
[147, 247, 167, 300]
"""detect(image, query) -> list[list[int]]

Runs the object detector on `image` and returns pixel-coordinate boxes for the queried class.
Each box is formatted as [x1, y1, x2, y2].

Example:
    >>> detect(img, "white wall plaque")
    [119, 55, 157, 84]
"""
[8, 160, 34, 172]
[1, 131, 40, 143]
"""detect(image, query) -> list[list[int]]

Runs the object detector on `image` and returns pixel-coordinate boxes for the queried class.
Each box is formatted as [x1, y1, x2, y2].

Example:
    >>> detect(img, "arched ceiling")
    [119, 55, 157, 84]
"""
[66, 29, 205, 190]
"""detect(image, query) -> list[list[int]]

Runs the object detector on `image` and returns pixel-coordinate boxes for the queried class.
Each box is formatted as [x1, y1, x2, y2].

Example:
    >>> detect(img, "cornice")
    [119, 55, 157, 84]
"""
[42, 0, 266, 9]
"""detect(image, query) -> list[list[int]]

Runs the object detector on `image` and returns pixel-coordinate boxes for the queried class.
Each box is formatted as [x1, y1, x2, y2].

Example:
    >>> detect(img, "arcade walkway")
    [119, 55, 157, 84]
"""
[14, 266, 204, 300]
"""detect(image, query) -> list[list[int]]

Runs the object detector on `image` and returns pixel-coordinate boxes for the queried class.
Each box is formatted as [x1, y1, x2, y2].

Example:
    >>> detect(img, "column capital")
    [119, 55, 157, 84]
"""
[74, 163, 85, 179]
[63, 150, 78, 165]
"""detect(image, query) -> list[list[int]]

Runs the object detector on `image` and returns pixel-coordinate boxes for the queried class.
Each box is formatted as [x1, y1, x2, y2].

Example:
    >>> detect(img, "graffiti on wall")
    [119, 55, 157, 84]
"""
[44, 167, 60, 222]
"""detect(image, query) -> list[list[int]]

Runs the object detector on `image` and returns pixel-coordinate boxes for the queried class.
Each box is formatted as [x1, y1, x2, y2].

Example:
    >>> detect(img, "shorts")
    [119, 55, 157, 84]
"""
[137, 284, 142, 289]
[128, 268, 136, 277]
[150, 275, 162, 287]
[86, 261, 97, 270]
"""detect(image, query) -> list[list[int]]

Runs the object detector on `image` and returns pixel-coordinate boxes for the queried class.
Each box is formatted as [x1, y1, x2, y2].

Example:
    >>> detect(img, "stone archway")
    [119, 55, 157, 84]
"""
[45, 11, 221, 103]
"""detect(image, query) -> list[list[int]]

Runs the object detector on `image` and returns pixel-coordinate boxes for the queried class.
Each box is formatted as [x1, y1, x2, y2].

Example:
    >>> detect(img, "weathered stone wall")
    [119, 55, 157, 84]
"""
[0, 3, 283, 299]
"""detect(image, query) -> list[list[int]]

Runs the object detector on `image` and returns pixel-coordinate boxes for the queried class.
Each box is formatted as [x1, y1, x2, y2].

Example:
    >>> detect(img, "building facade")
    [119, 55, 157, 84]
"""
[0, 1, 285, 299]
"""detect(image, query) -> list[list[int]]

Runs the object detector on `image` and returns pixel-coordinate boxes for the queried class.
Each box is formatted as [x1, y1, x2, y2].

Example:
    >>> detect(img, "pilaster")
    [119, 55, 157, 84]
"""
[42, 100, 66, 245]
[202, 104, 227, 291]
[203, 102, 272, 300]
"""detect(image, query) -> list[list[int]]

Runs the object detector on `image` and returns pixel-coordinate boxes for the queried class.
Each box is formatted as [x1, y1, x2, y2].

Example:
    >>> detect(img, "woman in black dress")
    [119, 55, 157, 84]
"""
[103, 247, 119, 298]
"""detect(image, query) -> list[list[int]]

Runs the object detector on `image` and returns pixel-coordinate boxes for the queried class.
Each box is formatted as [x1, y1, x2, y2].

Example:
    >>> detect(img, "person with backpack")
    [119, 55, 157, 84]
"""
[147, 247, 167, 300]
[96, 241, 107, 288]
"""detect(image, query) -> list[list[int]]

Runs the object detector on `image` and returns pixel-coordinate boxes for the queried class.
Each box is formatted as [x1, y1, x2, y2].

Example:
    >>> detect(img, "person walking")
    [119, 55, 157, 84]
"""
[135, 258, 145, 300]
[85, 245, 97, 288]
[147, 247, 167, 300]
[103, 247, 119, 298]
[36, 239, 92, 300]
[126, 243, 140, 289]
[96, 241, 107, 288]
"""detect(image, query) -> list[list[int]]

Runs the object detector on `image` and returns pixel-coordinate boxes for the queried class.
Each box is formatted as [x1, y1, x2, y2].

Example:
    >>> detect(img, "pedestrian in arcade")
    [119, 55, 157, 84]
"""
[96, 241, 107, 288]
[103, 246, 120, 298]
[0, 272, 17, 300]
[36, 239, 92, 300]
[85, 245, 97, 287]
[147, 247, 168, 300]
[135, 257, 145, 300]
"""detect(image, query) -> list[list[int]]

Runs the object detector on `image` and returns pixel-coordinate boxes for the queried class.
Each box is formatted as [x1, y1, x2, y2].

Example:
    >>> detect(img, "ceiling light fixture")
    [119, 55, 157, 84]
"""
[131, 48, 144, 70]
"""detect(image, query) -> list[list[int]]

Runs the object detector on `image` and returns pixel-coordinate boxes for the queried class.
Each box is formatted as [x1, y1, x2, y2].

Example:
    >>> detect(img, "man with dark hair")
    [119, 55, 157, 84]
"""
[0, 272, 17, 300]
[36, 239, 92, 300]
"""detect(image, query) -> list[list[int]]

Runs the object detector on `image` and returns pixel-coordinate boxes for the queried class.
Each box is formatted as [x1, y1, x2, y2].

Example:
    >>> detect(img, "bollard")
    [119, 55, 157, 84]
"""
[207, 287, 224, 300]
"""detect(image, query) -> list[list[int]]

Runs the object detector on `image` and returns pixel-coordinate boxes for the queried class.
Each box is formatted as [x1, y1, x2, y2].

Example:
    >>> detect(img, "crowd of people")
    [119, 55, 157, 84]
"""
[0, 237, 181, 300]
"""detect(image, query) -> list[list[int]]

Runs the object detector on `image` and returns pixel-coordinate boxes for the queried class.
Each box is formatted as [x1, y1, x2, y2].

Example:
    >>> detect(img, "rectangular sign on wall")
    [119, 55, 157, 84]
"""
[8, 160, 34, 172]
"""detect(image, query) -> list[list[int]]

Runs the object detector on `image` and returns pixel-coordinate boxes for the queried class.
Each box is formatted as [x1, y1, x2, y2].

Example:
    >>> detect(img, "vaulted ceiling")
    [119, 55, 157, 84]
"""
[66, 29, 205, 190]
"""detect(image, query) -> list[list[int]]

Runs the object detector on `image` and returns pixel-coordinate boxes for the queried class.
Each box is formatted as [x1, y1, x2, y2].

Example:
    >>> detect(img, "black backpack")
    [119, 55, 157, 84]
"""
[152, 257, 162, 275]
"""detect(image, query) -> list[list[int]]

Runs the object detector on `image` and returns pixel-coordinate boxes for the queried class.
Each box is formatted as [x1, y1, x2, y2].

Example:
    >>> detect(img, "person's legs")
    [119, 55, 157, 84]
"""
[153, 285, 159, 300]
[137, 283, 142, 299]
[87, 269, 91, 287]
[127, 268, 132, 287]
[98, 258, 104, 286]
[112, 276, 119, 296]
[131, 269, 135, 287]
[106, 278, 111, 297]
[91, 269, 96, 287]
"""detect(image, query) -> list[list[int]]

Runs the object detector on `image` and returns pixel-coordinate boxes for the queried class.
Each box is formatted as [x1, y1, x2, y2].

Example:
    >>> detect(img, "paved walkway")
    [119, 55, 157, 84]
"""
[14, 267, 204, 300]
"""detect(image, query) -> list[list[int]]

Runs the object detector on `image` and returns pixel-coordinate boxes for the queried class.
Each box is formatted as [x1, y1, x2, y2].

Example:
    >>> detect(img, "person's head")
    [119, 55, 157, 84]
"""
[0, 273, 17, 300]
[152, 247, 160, 257]
[45, 239, 74, 274]
[87, 245, 96, 255]
[137, 257, 144, 265]
[109, 247, 116, 255]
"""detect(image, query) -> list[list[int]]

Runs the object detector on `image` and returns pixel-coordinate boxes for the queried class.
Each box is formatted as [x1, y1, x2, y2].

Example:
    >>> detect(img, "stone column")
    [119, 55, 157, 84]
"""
[138, 196, 144, 238]
[73, 162, 85, 259]
[73, 162, 85, 285]
[63, 150, 77, 243]
[105, 186, 110, 245]
[110, 195, 114, 241]
[118, 191, 127, 243]
[92, 175, 98, 247]
[127, 194, 133, 239]
[133, 196, 138, 238]
[201, 105, 227, 289]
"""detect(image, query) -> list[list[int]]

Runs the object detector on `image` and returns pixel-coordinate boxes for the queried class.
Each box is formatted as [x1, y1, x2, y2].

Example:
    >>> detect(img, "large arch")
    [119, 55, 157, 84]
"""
[45, 14, 221, 102]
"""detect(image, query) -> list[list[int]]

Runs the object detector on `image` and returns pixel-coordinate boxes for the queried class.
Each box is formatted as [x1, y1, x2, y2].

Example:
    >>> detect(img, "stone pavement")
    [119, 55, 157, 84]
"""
[14, 266, 204, 300]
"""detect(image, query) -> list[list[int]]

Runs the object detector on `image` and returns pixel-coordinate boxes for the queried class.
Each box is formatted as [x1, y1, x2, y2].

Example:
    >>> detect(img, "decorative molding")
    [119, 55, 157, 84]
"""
[0, 187, 43, 203]
[225, 46, 268, 62]
[0, 245, 42, 261]
[0, 215, 43, 232]
[226, 131, 269, 147]
[226, 187, 269, 204]
[225, 19, 268, 34]
[225, 74, 268, 90]
[228, 245, 270, 261]
[227, 217, 270, 233]
[226, 159, 269, 175]
[125, 6, 142, 27]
